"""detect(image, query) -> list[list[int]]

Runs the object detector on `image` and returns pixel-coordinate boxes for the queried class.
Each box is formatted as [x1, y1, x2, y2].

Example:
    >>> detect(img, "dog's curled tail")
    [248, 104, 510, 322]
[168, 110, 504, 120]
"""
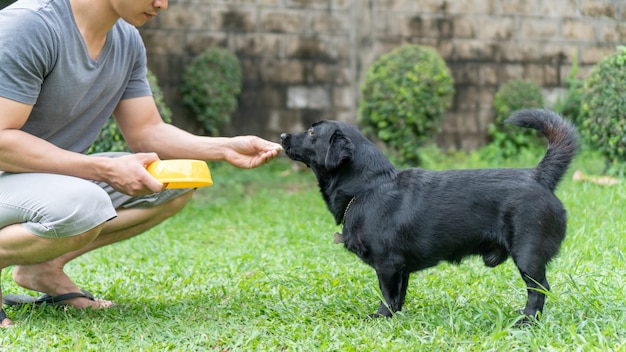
[505, 108, 579, 191]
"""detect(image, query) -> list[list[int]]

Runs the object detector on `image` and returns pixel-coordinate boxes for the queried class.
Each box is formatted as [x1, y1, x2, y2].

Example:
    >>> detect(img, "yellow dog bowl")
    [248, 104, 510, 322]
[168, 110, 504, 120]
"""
[147, 159, 213, 189]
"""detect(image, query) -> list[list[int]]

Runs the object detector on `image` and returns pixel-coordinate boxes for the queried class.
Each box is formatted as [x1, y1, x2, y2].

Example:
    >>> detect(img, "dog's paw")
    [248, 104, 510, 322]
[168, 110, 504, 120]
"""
[369, 306, 394, 319]
[514, 309, 541, 327]
[514, 316, 539, 328]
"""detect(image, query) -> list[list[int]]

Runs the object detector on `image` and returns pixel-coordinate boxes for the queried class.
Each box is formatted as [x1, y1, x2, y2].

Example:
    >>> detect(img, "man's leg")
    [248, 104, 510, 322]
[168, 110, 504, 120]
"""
[11, 190, 194, 309]
[0, 223, 105, 327]
[0, 171, 122, 327]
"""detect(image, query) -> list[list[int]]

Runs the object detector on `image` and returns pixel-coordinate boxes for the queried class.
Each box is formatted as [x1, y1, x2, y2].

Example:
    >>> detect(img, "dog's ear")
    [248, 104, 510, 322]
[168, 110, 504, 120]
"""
[325, 130, 354, 170]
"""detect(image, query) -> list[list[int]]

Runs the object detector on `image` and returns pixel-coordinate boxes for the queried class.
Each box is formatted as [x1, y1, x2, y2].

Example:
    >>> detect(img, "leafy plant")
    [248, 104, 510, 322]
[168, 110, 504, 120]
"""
[486, 79, 545, 159]
[88, 70, 172, 154]
[580, 45, 626, 174]
[180, 47, 242, 136]
[358, 44, 454, 165]
[552, 53, 584, 127]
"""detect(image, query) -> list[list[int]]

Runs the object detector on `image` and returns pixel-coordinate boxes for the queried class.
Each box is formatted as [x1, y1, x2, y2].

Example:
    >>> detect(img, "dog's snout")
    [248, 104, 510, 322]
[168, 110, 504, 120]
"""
[280, 133, 289, 140]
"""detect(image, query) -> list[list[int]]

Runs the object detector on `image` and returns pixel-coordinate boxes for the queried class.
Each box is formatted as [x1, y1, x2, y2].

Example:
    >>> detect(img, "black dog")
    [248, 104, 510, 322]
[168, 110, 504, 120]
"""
[280, 108, 578, 323]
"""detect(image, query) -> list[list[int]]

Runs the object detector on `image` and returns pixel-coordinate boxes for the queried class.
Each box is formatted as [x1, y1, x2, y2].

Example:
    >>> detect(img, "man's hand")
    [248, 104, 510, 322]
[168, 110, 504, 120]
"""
[101, 153, 165, 196]
[223, 136, 283, 169]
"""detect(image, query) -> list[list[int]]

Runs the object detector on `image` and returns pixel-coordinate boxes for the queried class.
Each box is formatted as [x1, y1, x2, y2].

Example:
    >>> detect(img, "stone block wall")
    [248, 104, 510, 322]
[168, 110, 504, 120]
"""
[140, 0, 626, 150]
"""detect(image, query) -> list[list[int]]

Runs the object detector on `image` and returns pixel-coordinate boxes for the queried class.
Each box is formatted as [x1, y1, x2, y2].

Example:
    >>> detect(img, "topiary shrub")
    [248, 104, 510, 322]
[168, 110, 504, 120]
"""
[88, 70, 172, 154]
[580, 46, 626, 173]
[486, 79, 545, 158]
[358, 44, 454, 165]
[180, 47, 242, 136]
[552, 53, 584, 128]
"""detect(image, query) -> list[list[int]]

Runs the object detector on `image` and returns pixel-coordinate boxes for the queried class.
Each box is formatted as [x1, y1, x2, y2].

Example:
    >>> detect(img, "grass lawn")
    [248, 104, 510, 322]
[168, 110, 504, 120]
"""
[1, 149, 625, 351]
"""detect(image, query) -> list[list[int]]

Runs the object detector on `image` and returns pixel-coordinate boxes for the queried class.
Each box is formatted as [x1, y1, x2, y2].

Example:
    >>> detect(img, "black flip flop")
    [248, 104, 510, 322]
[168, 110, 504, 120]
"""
[2, 289, 95, 307]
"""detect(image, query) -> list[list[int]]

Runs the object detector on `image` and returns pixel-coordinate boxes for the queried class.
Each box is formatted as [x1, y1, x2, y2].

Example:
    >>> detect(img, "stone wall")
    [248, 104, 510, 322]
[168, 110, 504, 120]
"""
[140, 0, 626, 150]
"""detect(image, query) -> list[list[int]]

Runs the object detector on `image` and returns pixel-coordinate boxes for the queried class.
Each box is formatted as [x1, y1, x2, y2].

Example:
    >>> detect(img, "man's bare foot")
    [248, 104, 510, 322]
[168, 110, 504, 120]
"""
[0, 310, 13, 328]
[12, 263, 113, 309]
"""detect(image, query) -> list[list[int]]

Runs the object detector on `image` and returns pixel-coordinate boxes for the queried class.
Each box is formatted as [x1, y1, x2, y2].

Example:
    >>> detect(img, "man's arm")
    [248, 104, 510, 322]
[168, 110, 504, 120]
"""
[114, 96, 282, 169]
[0, 96, 164, 195]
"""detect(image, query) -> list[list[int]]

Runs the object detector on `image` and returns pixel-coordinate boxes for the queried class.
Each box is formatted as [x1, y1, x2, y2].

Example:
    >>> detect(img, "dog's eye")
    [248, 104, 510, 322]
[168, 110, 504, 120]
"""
[308, 128, 315, 136]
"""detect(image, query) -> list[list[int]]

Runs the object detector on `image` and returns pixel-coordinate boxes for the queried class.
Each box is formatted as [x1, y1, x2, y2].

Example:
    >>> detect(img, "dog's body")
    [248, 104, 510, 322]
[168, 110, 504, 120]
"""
[280, 108, 578, 322]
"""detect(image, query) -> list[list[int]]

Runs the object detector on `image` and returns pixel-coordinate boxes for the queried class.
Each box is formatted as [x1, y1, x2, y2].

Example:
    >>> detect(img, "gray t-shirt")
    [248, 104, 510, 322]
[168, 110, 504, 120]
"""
[0, 0, 152, 154]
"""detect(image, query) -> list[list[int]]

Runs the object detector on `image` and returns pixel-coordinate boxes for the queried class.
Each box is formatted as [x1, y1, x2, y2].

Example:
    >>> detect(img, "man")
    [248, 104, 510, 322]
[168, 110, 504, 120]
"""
[0, 0, 282, 327]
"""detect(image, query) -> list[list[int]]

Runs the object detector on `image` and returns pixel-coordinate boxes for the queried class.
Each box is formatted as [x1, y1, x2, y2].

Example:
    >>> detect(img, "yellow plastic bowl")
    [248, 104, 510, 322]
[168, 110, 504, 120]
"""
[146, 159, 213, 189]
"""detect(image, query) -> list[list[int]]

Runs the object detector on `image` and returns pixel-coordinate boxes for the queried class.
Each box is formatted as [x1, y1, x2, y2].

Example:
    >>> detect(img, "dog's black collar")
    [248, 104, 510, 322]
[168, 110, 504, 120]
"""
[341, 196, 356, 225]
[334, 197, 356, 244]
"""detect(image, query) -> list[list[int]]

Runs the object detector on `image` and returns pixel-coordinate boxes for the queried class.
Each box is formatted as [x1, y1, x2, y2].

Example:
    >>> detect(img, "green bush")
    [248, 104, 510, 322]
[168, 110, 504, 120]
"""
[180, 47, 242, 136]
[486, 79, 545, 158]
[88, 70, 172, 154]
[580, 46, 626, 173]
[552, 54, 584, 127]
[358, 44, 454, 165]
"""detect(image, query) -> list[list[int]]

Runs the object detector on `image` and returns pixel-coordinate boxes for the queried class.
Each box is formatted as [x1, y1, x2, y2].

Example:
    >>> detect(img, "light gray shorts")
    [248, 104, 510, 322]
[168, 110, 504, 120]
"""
[0, 153, 193, 238]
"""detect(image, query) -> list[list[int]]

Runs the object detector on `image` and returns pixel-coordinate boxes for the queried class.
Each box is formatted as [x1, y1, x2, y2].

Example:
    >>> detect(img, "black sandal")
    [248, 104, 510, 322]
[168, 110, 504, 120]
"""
[3, 289, 95, 307]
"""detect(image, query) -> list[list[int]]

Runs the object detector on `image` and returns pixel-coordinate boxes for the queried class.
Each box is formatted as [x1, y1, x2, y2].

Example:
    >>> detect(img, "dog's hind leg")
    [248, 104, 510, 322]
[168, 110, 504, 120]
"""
[511, 210, 565, 324]
[373, 266, 410, 317]
[512, 254, 550, 323]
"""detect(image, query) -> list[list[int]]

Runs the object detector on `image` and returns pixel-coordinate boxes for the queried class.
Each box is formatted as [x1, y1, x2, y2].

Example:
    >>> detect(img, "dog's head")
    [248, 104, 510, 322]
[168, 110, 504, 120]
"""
[280, 121, 356, 172]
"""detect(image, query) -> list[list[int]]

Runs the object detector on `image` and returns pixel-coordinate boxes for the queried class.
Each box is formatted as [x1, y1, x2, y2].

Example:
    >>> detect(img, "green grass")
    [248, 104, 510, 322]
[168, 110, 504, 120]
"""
[1, 151, 625, 351]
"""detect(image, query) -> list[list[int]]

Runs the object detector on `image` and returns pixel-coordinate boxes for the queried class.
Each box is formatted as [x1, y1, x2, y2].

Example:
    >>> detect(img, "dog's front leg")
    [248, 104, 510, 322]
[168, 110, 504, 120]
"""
[372, 266, 410, 317]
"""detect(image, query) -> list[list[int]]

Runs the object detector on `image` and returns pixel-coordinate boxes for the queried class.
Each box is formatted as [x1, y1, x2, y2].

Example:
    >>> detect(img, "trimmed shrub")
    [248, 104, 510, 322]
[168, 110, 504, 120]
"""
[358, 44, 454, 165]
[88, 70, 172, 154]
[580, 46, 626, 173]
[552, 54, 584, 127]
[486, 79, 545, 158]
[180, 47, 242, 136]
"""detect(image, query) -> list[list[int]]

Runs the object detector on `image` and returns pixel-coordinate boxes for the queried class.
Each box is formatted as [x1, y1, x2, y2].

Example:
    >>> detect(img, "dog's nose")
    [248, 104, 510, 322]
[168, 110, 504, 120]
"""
[280, 133, 288, 140]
